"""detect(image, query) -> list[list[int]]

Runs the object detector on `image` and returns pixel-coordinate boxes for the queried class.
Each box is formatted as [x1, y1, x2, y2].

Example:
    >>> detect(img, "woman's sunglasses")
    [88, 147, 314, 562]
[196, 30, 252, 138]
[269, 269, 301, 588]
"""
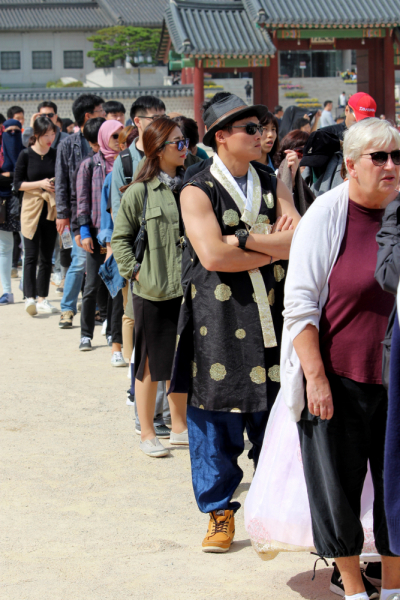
[361, 150, 400, 166]
[111, 133, 120, 140]
[232, 123, 264, 136]
[164, 138, 189, 151]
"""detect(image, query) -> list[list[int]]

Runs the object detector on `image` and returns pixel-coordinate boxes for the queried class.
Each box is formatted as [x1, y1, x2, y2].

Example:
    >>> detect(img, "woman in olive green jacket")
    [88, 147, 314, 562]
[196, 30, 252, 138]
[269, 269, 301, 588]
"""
[112, 117, 189, 458]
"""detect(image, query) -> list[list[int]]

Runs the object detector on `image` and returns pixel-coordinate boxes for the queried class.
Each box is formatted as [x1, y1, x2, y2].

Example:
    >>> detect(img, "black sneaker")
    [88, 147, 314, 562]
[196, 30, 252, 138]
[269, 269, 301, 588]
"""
[363, 562, 382, 588]
[79, 337, 92, 351]
[126, 392, 135, 406]
[330, 563, 379, 599]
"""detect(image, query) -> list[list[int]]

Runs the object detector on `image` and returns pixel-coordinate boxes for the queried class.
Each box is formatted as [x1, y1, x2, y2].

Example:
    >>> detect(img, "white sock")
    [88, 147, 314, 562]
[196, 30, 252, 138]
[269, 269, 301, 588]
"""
[380, 589, 400, 600]
[344, 594, 369, 600]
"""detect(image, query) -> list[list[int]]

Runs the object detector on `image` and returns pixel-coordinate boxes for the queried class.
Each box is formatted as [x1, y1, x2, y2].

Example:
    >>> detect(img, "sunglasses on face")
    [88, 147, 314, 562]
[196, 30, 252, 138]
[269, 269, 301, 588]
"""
[231, 123, 264, 136]
[43, 113, 55, 118]
[361, 150, 400, 166]
[137, 115, 164, 121]
[164, 138, 189, 151]
[110, 133, 120, 140]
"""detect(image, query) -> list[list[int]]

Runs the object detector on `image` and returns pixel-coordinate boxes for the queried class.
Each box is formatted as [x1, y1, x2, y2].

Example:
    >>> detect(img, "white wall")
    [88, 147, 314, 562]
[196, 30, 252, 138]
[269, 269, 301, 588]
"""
[0, 31, 96, 87]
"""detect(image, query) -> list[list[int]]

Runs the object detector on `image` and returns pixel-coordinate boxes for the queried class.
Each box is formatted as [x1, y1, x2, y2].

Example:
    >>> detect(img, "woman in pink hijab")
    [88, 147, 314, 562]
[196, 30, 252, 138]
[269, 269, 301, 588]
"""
[76, 118, 123, 359]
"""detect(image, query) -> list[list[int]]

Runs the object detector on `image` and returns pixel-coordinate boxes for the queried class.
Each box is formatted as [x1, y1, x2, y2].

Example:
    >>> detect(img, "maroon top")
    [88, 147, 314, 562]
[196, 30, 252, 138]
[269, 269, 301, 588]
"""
[320, 199, 393, 384]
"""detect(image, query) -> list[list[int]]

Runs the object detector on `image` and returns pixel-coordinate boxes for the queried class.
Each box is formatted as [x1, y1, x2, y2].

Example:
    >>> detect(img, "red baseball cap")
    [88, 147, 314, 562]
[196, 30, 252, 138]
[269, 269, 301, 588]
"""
[348, 92, 377, 121]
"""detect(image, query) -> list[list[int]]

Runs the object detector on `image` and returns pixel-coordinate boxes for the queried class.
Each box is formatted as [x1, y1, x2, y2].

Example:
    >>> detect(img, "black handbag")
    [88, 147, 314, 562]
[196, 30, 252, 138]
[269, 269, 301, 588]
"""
[0, 197, 6, 224]
[8, 192, 21, 222]
[133, 182, 148, 263]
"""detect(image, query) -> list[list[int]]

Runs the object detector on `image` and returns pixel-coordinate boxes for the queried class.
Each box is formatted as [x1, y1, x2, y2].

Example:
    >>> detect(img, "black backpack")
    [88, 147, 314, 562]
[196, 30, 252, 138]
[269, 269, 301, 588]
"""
[119, 149, 134, 184]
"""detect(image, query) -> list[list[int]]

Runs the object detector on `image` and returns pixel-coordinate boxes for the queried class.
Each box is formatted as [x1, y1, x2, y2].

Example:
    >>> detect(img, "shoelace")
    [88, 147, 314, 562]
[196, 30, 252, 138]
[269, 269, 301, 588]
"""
[311, 552, 329, 580]
[210, 515, 229, 536]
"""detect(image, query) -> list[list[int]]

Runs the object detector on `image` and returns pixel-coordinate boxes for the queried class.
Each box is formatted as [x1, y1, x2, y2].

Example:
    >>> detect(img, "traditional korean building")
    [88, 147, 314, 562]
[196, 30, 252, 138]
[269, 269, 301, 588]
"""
[158, 0, 400, 136]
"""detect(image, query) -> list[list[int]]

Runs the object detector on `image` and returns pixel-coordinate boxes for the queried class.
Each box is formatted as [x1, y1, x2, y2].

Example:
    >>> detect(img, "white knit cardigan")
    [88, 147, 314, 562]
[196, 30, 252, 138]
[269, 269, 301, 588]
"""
[281, 180, 350, 421]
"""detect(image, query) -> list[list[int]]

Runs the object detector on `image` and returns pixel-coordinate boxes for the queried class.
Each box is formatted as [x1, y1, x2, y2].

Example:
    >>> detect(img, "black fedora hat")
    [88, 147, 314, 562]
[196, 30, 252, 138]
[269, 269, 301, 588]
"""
[202, 94, 268, 147]
[300, 130, 341, 168]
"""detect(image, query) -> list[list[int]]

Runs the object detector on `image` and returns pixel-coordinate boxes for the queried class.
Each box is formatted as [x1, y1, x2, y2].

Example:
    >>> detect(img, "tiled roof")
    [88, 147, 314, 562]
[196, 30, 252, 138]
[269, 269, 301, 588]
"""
[243, 0, 400, 26]
[0, 0, 166, 31]
[165, 0, 276, 56]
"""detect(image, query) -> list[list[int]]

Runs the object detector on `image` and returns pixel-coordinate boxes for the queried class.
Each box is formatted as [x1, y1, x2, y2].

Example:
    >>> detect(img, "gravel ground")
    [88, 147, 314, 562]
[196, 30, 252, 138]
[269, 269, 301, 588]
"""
[1, 276, 335, 600]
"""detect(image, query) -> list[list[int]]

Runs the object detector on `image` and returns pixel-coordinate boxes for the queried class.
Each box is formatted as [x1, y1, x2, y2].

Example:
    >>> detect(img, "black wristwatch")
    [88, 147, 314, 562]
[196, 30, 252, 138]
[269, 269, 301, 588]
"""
[235, 229, 249, 250]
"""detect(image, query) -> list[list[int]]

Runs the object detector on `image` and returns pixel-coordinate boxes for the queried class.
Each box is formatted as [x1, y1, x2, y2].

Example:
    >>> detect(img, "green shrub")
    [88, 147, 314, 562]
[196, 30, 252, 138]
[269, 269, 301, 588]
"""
[284, 91, 309, 98]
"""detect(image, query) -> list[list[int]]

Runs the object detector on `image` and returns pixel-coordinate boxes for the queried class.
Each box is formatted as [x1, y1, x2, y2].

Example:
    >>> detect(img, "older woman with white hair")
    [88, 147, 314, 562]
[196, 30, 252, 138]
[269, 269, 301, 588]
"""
[281, 118, 400, 600]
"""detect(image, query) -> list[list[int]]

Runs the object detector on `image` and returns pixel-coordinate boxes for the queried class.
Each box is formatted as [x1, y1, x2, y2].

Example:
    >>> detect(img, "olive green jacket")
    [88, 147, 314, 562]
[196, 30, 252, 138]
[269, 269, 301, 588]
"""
[111, 177, 183, 301]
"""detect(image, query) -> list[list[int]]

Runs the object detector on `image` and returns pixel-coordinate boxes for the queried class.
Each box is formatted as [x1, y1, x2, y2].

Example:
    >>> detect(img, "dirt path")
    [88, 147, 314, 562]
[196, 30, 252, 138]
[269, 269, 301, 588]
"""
[1, 278, 334, 600]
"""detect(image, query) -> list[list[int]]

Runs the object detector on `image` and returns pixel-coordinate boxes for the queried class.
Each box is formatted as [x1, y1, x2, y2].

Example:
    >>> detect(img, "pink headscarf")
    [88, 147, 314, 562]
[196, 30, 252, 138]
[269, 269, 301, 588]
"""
[98, 120, 123, 173]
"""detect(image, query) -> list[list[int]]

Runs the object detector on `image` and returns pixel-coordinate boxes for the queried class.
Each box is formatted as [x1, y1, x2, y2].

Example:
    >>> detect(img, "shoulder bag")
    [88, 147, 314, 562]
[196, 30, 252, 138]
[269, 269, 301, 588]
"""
[132, 182, 148, 263]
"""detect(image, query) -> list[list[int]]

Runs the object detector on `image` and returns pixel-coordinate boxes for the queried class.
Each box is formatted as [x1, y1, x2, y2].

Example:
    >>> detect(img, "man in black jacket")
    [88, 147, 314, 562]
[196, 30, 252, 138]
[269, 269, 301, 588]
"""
[55, 93, 104, 329]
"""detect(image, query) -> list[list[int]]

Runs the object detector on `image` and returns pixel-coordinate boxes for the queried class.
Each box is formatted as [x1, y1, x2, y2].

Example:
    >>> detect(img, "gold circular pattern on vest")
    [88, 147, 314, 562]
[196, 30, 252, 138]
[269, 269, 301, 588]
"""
[222, 209, 240, 227]
[191, 361, 198, 378]
[250, 366, 266, 384]
[252, 292, 258, 304]
[268, 288, 275, 306]
[263, 192, 274, 209]
[191, 283, 197, 299]
[199, 404, 205, 409]
[182, 297, 185, 304]
[200, 326, 208, 336]
[210, 363, 227, 381]
[268, 365, 280, 382]
[273, 265, 285, 282]
[256, 214, 270, 224]
[176, 334, 180, 350]
[235, 329, 246, 339]
[205, 180, 214, 188]
[214, 283, 232, 302]
[231, 408, 242, 413]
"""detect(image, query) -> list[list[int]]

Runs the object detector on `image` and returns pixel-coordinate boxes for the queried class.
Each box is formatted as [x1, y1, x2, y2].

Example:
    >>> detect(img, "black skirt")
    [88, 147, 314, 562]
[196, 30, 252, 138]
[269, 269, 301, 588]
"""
[132, 293, 182, 382]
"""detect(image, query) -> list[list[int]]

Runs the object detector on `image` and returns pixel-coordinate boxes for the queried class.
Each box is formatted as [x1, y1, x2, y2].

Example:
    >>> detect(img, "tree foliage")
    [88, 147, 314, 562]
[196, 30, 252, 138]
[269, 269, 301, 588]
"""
[87, 26, 161, 68]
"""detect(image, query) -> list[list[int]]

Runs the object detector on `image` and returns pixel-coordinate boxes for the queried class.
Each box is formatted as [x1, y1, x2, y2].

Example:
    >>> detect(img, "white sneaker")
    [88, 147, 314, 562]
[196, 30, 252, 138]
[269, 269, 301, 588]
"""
[111, 351, 127, 367]
[25, 298, 37, 316]
[169, 429, 189, 446]
[139, 437, 169, 458]
[37, 299, 58, 314]
[101, 319, 107, 336]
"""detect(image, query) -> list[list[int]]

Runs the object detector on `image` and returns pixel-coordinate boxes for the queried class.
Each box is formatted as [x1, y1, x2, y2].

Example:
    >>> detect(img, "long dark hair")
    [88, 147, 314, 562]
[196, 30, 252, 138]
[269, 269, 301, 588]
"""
[134, 117, 183, 184]
[28, 116, 57, 147]
[259, 111, 280, 167]
[275, 129, 309, 167]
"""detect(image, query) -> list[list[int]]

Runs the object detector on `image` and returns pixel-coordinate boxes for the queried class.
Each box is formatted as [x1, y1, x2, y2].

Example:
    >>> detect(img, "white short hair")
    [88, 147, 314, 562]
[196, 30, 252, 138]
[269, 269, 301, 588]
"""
[343, 118, 400, 163]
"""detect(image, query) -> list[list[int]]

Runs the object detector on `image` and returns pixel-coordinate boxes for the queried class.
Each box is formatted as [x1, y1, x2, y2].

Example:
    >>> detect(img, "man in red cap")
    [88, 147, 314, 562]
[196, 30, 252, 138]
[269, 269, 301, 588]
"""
[321, 92, 376, 140]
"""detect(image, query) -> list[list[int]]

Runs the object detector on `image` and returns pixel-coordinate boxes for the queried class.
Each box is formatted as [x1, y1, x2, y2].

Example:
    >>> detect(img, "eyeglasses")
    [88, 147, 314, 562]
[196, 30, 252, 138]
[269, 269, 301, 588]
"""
[137, 115, 164, 121]
[231, 123, 264, 136]
[361, 150, 400, 166]
[164, 138, 189, 151]
[43, 113, 55, 118]
[111, 133, 120, 140]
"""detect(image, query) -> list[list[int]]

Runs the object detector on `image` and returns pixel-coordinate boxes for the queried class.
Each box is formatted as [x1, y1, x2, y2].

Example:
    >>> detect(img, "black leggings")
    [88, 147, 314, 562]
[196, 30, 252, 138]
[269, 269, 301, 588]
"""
[106, 289, 124, 345]
[298, 371, 395, 558]
[23, 204, 57, 299]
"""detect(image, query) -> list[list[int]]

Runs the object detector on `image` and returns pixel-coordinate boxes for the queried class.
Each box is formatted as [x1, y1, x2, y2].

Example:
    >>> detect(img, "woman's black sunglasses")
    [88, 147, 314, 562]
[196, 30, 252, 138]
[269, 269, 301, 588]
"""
[164, 138, 190, 151]
[111, 133, 120, 140]
[361, 150, 400, 166]
[232, 123, 264, 136]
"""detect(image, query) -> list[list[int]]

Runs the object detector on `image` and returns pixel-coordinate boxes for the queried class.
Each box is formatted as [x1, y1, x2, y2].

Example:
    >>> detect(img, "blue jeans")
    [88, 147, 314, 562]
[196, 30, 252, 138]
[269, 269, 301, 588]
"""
[187, 406, 270, 513]
[0, 230, 13, 294]
[60, 235, 86, 313]
[135, 381, 170, 428]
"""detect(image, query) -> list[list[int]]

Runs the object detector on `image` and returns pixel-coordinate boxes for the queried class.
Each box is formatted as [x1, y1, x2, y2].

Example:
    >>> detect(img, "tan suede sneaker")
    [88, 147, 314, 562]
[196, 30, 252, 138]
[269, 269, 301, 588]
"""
[202, 510, 235, 553]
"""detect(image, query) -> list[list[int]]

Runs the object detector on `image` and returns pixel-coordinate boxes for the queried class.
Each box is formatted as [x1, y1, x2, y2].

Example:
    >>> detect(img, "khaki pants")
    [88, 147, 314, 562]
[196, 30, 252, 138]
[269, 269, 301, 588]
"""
[122, 281, 135, 361]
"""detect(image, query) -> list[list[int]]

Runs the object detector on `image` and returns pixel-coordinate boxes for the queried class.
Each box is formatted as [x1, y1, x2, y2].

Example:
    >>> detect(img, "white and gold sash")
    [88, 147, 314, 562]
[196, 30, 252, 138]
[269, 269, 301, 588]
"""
[210, 155, 277, 348]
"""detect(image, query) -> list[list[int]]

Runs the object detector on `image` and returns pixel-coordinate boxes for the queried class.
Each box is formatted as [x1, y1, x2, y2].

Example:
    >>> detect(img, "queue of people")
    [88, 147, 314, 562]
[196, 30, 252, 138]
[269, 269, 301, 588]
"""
[1, 87, 400, 600]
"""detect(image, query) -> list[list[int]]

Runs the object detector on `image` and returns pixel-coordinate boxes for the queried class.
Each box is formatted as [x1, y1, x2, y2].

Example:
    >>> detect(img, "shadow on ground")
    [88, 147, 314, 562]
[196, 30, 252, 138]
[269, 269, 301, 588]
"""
[287, 567, 333, 600]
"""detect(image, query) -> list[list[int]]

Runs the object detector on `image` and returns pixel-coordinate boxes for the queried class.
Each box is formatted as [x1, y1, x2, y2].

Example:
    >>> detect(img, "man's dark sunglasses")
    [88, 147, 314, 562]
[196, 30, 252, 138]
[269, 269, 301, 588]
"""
[164, 138, 190, 151]
[231, 122, 264, 136]
[44, 113, 55, 118]
[361, 150, 400, 166]
[111, 133, 120, 140]
[137, 114, 164, 121]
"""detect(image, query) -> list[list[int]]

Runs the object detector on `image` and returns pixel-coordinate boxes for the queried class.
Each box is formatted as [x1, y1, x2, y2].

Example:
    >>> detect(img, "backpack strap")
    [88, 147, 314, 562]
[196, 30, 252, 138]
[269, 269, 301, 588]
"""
[120, 150, 133, 184]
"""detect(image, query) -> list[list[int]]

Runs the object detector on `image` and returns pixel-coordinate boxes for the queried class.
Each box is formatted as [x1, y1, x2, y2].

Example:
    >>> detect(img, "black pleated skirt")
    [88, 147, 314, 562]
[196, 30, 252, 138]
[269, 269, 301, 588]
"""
[132, 293, 182, 382]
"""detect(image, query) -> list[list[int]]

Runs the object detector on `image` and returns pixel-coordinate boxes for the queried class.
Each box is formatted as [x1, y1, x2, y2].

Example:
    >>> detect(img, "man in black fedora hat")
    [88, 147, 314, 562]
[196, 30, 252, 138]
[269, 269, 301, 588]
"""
[170, 94, 300, 552]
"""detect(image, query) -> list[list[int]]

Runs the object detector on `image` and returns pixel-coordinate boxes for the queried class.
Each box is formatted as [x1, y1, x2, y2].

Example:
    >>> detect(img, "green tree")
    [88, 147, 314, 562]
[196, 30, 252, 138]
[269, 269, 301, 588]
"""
[87, 26, 161, 68]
